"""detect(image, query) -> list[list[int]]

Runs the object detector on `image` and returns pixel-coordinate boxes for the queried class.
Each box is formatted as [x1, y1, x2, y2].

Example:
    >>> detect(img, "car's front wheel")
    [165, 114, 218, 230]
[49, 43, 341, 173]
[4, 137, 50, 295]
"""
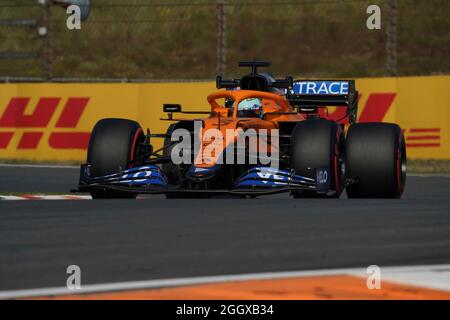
[87, 118, 144, 199]
[290, 119, 345, 198]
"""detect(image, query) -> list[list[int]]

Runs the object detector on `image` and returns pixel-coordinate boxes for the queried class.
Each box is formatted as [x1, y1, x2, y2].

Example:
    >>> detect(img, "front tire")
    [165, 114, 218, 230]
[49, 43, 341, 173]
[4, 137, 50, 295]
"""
[162, 123, 184, 186]
[345, 122, 406, 198]
[87, 118, 144, 199]
[290, 119, 345, 198]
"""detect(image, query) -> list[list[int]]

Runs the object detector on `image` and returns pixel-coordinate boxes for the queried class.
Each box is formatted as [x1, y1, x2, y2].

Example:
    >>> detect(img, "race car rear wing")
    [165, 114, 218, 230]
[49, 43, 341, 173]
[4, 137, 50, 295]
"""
[286, 80, 358, 124]
[216, 61, 293, 92]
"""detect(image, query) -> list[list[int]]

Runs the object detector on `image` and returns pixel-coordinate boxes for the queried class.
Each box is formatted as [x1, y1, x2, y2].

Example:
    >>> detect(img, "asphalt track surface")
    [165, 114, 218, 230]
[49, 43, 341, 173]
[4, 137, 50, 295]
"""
[1, 165, 450, 291]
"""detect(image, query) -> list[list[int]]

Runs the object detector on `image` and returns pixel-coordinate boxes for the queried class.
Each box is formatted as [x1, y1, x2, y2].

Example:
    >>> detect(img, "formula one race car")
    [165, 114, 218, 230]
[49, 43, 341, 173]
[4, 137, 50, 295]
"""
[74, 61, 406, 199]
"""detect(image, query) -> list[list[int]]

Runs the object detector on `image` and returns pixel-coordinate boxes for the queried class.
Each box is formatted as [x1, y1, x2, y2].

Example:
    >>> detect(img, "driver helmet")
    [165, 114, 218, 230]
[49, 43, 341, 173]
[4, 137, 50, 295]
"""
[237, 98, 262, 118]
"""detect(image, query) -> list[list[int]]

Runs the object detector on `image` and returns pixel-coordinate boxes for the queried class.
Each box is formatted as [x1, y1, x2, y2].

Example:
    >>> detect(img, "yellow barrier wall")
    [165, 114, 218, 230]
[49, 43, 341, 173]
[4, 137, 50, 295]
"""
[0, 76, 449, 162]
[357, 76, 450, 159]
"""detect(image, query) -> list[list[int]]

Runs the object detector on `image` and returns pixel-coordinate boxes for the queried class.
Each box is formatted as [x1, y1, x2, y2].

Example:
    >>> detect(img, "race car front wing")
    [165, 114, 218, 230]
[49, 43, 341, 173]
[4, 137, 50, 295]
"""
[73, 164, 333, 196]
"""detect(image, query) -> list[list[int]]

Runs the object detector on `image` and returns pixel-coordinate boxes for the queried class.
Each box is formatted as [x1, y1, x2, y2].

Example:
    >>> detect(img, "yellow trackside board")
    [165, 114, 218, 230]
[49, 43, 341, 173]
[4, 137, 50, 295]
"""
[0, 76, 449, 162]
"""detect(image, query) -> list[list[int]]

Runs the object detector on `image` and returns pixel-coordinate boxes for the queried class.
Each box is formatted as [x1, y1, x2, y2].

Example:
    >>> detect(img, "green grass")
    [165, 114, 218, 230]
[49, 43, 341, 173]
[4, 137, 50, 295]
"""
[1, 0, 450, 79]
[407, 159, 450, 174]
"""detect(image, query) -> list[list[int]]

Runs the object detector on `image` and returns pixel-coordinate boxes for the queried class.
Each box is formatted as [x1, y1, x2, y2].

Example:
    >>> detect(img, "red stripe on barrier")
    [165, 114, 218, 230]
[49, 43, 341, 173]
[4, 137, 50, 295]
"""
[406, 143, 441, 148]
[48, 132, 91, 149]
[0, 97, 60, 128]
[406, 135, 440, 140]
[410, 128, 440, 133]
[18, 132, 43, 149]
[55, 98, 89, 128]
[358, 93, 396, 123]
[0, 132, 14, 148]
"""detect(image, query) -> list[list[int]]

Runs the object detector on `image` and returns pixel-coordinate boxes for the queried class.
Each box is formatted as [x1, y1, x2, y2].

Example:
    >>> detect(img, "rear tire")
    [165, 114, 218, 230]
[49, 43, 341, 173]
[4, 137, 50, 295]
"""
[345, 122, 406, 198]
[290, 119, 345, 198]
[87, 118, 144, 199]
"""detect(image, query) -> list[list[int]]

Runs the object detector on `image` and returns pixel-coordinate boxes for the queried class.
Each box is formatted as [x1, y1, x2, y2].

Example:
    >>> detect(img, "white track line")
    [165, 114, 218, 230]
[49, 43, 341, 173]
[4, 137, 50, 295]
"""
[1, 264, 449, 299]
[0, 195, 91, 200]
[381, 265, 450, 292]
[0, 195, 154, 200]
[0, 164, 79, 169]
[0, 195, 26, 201]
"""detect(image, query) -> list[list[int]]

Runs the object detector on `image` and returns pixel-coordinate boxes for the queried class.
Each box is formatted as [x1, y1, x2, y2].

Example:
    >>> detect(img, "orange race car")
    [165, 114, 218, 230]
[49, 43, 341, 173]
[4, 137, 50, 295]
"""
[74, 62, 406, 199]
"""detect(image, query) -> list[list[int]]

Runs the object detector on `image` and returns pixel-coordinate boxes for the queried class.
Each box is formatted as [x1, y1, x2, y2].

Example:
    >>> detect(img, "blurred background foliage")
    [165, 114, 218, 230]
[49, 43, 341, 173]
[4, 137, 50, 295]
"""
[0, 0, 449, 80]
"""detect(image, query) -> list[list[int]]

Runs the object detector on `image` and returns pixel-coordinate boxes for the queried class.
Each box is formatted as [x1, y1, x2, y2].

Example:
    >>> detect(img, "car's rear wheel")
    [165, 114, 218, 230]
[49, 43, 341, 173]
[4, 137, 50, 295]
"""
[290, 119, 345, 198]
[87, 118, 144, 199]
[345, 122, 406, 198]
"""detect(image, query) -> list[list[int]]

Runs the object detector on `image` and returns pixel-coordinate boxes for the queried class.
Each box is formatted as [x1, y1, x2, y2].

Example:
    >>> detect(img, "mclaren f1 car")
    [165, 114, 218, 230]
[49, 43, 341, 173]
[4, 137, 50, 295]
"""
[73, 61, 406, 199]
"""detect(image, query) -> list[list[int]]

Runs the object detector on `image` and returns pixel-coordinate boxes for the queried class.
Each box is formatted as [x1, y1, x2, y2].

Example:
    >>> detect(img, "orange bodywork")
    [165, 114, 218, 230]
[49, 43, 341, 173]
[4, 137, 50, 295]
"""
[170, 90, 304, 167]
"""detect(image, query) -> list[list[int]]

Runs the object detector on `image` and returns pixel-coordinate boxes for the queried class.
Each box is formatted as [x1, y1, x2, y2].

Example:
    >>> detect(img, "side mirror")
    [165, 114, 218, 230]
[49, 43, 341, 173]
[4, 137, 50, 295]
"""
[163, 104, 182, 113]
[53, 0, 91, 21]
[216, 75, 239, 89]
